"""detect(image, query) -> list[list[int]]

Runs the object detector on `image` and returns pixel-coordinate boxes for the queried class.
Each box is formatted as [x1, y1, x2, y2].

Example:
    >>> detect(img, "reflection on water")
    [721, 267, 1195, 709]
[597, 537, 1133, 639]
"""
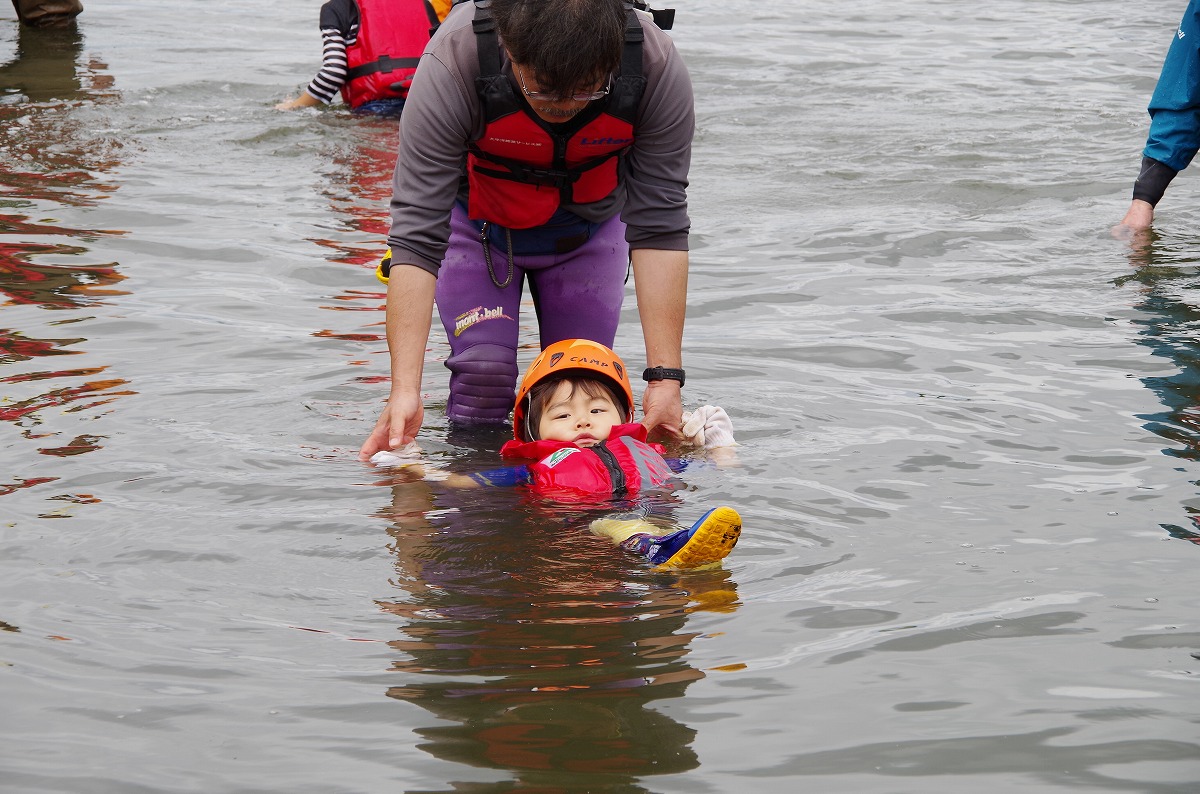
[308, 119, 397, 369]
[1116, 234, 1200, 545]
[312, 117, 396, 263]
[0, 21, 90, 103]
[375, 477, 739, 790]
[0, 18, 127, 483]
[2, 4, 1195, 791]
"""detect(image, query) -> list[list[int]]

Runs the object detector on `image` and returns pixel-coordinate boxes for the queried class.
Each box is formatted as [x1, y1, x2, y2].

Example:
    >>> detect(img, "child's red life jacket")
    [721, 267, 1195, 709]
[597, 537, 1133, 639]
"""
[342, 0, 439, 108]
[499, 423, 675, 501]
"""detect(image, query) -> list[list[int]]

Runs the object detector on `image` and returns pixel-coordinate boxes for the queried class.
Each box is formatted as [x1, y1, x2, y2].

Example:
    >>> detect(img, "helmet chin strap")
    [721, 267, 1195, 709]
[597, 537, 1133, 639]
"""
[524, 392, 536, 441]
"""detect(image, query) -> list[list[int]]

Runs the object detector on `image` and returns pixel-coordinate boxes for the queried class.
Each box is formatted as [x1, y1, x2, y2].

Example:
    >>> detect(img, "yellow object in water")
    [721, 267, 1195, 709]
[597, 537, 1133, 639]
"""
[376, 249, 391, 284]
[658, 506, 742, 570]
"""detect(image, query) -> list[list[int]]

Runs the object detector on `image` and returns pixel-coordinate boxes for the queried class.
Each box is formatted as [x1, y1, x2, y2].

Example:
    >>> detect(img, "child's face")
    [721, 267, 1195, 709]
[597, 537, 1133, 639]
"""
[537, 380, 622, 447]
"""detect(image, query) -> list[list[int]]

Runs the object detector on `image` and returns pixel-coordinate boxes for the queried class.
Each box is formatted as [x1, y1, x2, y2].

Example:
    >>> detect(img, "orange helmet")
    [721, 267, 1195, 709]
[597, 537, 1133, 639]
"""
[512, 339, 635, 441]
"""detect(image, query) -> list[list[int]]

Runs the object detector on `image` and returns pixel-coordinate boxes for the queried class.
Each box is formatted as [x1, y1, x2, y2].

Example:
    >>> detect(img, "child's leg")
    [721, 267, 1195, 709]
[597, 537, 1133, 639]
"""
[590, 514, 666, 544]
[592, 507, 743, 569]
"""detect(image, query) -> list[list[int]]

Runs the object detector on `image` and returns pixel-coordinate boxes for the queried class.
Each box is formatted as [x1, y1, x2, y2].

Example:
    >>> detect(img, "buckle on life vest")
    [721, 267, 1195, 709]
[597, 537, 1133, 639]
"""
[515, 165, 577, 189]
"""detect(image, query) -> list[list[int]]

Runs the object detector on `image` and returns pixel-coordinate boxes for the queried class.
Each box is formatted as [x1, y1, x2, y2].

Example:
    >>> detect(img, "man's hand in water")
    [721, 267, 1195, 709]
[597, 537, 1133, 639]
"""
[359, 391, 423, 461]
[1112, 199, 1154, 239]
[360, 265, 436, 461]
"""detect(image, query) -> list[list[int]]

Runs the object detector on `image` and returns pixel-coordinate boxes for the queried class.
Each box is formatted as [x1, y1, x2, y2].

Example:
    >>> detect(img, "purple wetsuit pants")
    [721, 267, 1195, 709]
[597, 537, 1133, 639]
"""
[435, 203, 629, 424]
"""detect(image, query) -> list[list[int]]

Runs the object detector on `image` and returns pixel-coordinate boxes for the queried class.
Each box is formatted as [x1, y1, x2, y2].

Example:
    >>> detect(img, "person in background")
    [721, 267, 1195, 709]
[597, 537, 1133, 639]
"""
[276, 0, 452, 116]
[358, 0, 694, 459]
[1117, 0, 1200, 233]
[10, 0, 81, 28]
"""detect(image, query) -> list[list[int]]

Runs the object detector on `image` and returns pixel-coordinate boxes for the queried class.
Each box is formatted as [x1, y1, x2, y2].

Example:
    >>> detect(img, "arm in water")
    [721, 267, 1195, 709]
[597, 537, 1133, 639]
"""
[632, 248, 687, 439]
[1116, 0, 1200, 235]
[358, 266, 435, 460]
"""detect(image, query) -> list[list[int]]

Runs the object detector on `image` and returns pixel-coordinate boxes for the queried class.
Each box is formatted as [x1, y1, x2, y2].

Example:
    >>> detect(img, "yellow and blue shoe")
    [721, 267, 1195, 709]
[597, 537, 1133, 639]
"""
[620, 506, 742, 569]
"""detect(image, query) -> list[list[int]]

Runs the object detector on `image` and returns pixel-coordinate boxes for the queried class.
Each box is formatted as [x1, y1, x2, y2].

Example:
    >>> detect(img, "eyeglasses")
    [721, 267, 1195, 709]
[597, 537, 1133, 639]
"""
[515, 64, 612, 103]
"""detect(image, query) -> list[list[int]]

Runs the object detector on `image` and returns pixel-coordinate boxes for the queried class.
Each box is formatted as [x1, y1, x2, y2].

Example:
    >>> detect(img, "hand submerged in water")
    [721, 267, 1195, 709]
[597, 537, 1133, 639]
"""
[359, 390, 424, 461]
[1111, 199, 1154, 240]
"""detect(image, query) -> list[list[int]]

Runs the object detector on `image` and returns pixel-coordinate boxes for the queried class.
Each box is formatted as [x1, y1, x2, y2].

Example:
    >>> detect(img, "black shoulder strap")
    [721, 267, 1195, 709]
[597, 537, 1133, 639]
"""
[605, 8, 646, 124]
[427, 0, 476, 38]
[423, 0, 440, 34]
[471, 0, 521, 122]
[472, 0, 500, 77]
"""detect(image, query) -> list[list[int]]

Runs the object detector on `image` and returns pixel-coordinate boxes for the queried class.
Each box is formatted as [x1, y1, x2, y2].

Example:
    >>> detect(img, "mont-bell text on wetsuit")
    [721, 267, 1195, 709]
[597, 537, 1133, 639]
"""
[579, 137, 633, 146]
[454, 305, 513, 337]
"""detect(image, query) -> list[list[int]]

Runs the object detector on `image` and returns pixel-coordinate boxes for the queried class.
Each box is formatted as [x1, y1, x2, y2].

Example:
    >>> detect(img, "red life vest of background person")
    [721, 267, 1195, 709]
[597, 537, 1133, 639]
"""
[464, 2, 651, 229]
[342, 0, 442, 108]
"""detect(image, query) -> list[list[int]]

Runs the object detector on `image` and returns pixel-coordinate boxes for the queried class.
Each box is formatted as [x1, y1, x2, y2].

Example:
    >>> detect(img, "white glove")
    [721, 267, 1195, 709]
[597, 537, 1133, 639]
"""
[369, 441, 423, 467]
[680, 405, 736, 449]
[368, 443, 454, 481]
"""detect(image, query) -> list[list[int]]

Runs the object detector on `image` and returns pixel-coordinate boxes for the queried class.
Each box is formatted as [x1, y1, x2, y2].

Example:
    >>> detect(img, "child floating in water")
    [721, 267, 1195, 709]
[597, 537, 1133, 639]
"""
[371, 339, 742, 569]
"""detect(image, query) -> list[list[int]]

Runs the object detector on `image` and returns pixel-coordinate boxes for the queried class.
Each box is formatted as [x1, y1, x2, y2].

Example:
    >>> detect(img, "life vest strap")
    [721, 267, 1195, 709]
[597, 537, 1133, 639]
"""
[470, 148, 618, 189]
[473, 164, 576, 190]
[423, 0, 441, 32]
[347, 54, 423, 81]
[472, 1, 501, 77]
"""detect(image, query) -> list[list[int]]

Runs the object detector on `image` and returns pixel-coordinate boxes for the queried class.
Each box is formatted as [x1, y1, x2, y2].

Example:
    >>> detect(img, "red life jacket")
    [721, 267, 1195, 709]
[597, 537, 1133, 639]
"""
[464, 3, 647, 229]
[342, 0, 441, 108]
[499, 423, 675, 501]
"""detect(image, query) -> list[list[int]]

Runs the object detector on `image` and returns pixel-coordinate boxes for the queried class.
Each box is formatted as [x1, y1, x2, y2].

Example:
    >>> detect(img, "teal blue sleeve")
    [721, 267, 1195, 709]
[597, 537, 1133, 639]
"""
[1145, 1, 1200, 172]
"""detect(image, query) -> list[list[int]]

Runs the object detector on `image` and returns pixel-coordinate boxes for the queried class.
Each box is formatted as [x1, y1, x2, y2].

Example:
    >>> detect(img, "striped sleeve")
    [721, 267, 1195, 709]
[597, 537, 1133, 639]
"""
[303, 24, 356, 104]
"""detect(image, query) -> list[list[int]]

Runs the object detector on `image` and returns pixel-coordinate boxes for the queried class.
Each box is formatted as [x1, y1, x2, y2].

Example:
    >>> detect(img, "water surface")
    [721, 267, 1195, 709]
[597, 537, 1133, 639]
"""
[1, 1, 1198, 792]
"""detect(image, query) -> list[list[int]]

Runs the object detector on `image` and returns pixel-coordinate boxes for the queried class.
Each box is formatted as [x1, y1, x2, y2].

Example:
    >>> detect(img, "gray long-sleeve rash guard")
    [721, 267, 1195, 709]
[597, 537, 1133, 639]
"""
[386, 3, 695, 276]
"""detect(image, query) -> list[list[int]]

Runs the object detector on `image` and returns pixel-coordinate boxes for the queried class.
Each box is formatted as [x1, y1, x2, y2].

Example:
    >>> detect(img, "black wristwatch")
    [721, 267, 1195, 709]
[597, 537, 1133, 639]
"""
[642, 367, 685, 387]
